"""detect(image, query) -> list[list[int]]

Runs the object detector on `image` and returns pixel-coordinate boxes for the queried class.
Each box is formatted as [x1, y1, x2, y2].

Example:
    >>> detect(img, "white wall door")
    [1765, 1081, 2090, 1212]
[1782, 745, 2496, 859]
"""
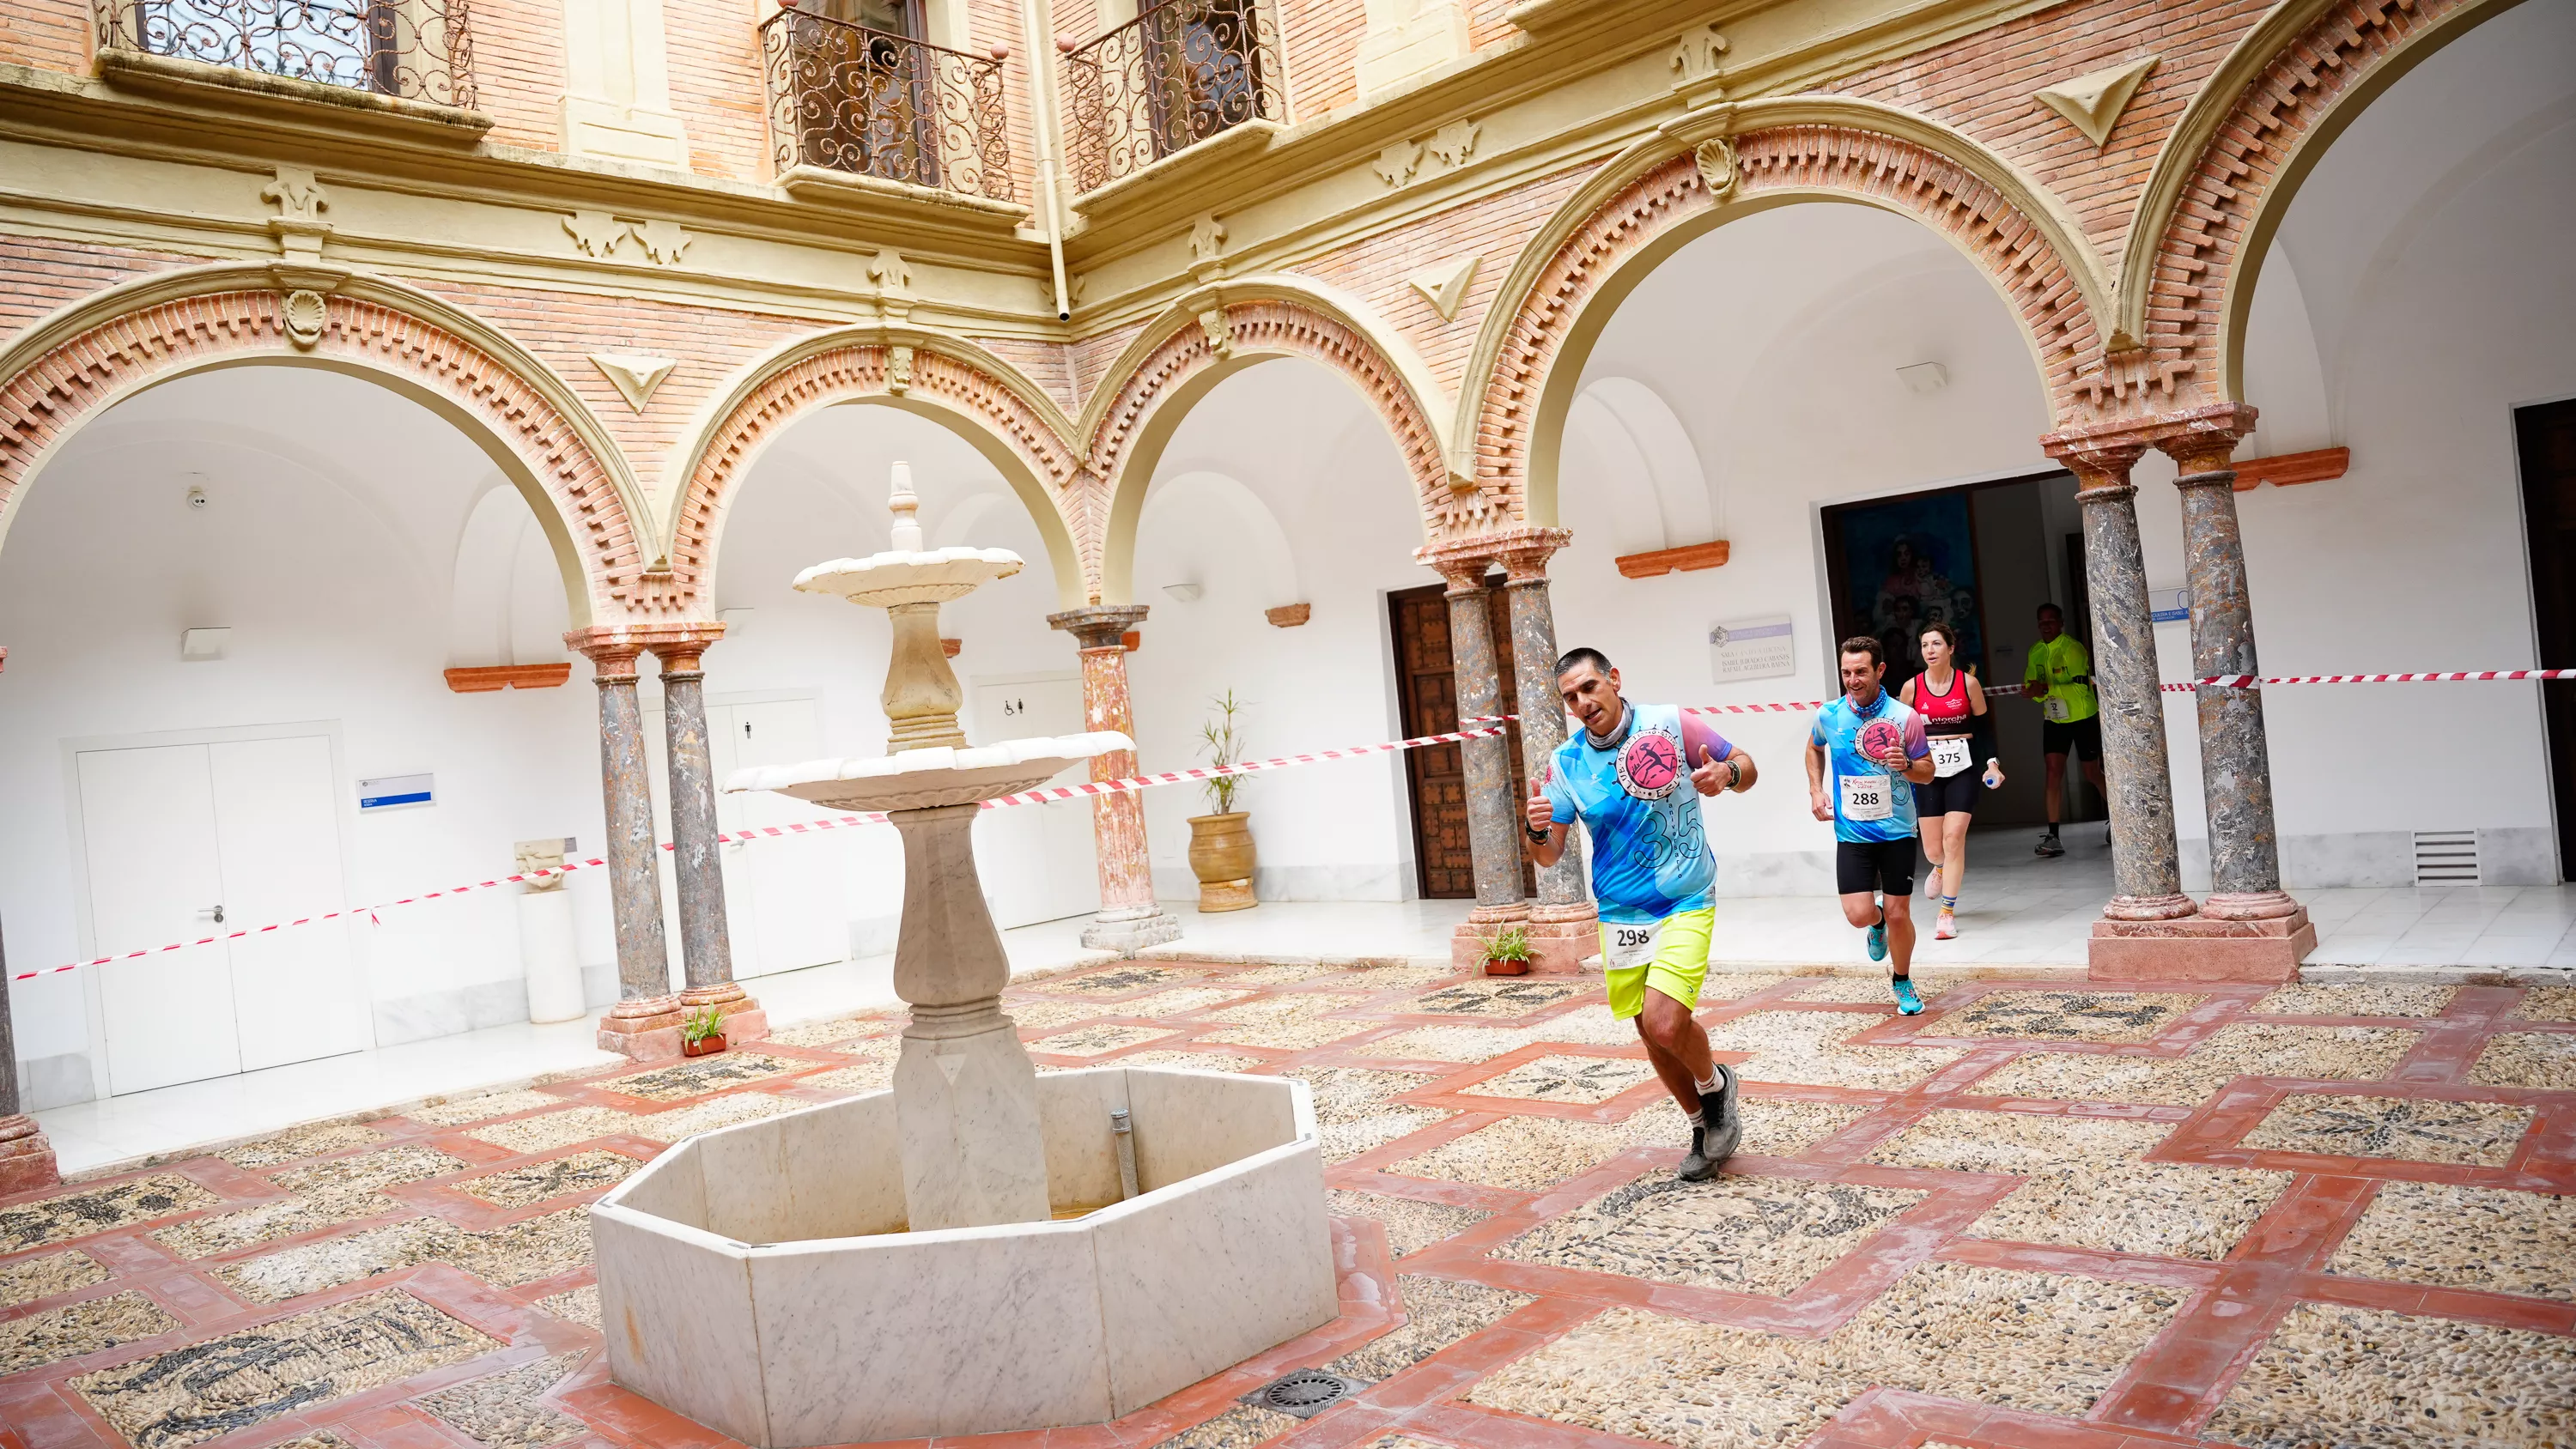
[720, 699, 848, 977]
[972, 676, 1100, 929]
[77, 734, 361, 1094]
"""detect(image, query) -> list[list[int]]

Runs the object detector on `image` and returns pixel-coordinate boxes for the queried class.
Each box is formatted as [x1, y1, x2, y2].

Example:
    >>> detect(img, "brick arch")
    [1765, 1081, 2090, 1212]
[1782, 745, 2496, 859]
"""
[1466, 117, 2111, 534]
[0, 269, 653, 624]
[1084, 291, 1450, 603]
[2122, 0, 2510, 412]
[667, 330, 1091, 609]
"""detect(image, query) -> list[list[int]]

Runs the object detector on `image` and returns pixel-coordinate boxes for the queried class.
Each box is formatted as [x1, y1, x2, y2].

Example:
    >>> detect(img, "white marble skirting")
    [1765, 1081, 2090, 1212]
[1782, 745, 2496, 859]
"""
[592, 1067, 1337, 1446]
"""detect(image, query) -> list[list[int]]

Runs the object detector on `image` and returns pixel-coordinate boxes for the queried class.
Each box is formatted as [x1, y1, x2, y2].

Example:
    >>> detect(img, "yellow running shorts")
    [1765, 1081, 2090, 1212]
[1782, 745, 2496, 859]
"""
[1601, 907, 1715, 1020]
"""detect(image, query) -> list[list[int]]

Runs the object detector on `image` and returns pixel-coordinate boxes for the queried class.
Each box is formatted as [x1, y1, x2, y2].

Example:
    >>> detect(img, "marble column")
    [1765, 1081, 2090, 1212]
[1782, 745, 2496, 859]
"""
[647, 627, 767, 1044]
[2162, 420, 2302, 923]
[1429, 552, 1529, 967]
[568, 629, 682, 1060]
[0, 914, 62, 1195]
[1493, 530, 1596, 973]
[1046, 605, 1182, 953]
[2054, 446, 2198, 926]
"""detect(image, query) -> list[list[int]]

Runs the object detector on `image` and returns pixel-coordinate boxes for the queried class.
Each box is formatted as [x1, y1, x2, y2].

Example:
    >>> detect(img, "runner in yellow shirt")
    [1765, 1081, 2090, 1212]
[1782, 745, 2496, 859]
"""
[2021, 603, 2105, 858]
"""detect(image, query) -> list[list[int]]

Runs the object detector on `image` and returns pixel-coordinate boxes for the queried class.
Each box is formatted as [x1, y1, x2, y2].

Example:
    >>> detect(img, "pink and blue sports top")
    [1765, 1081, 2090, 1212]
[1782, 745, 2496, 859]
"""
[1543, 701, 1733, 924]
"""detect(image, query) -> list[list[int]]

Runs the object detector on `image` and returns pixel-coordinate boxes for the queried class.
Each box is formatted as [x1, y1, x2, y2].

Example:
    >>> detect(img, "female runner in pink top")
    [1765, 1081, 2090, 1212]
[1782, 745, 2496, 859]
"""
[1899, 621, 2001, 939]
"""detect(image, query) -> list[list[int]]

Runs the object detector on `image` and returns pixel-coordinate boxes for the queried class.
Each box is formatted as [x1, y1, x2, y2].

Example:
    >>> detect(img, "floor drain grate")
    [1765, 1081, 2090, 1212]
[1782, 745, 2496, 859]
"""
[1241, 1369, 1367, 1418]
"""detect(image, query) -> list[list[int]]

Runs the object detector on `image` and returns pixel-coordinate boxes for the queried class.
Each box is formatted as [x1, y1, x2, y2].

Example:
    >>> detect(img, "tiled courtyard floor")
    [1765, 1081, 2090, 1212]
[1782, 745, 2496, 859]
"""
[4, 963, 2573, 1449]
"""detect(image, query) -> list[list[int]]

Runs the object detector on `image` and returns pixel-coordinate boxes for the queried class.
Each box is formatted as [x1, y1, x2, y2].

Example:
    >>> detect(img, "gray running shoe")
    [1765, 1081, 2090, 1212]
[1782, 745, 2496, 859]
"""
[1678, 1066, 1741, 1179]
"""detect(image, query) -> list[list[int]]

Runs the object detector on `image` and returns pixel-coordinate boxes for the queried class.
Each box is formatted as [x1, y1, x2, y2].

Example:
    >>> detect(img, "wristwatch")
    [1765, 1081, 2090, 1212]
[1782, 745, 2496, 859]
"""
[1525, 823, 1552, 843]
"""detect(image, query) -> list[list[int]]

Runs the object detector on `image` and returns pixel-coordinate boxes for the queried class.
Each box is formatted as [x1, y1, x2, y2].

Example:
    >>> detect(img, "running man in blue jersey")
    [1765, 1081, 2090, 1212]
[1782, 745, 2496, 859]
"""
[1805, 635, 1938, 1015]
[1525, 647, 1759, 1179]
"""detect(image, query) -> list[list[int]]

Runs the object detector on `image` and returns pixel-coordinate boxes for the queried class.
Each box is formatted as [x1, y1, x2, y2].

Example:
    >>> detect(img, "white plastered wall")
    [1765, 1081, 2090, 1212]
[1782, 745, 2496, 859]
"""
[0, 367, 615, 1109]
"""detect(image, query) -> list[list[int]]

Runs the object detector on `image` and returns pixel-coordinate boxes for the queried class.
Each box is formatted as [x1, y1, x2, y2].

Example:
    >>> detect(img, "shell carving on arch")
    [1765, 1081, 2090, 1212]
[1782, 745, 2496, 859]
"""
[0, 288, 650, 612]
[1085, 299, 1449, 543]
[2135, 0, 2466, 410]
[674, 342, 1087, 591]
[1476, 130, 2102, 512]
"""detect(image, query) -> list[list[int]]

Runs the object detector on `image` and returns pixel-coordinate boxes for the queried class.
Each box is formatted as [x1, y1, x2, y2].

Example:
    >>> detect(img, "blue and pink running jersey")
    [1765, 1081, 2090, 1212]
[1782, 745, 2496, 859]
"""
[1544, 702, 1731, 924]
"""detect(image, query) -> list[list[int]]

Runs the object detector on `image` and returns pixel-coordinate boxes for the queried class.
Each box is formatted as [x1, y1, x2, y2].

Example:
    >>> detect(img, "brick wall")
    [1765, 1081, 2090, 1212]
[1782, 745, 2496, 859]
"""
[975, 335, 1080, 413]
[0, 235, 201, 337]
[0, 0, 88, 75]
[410, 279, 828, 473]
[1072, 319, 1148, 415]
[1297, 161, 1595, 399]
[666, 0, 771, 180]
[468, 0, 572, 151]
[1828, 0, 2273, 256]
[1278, 0, 1367, 118]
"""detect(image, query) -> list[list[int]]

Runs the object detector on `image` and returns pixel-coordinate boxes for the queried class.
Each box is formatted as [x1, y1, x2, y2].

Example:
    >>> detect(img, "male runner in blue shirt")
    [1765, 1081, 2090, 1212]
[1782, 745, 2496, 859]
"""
[1805, 635, 1937, 1014]
[1525, 647, 1758, 1179]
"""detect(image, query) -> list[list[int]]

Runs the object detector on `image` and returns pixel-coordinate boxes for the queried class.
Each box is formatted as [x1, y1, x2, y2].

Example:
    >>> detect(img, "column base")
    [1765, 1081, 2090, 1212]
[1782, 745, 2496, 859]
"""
[2200, 889, 2304, 922]
[678, 984, 768, 1045]
[1081, 906, 1183, 955]
[2088, 908, 2316, 983]
[598, 994, 686, 1062]
[1518, 905, 1600, 974]
[1452, 904, 1534, 973]
[0, 1116, 61, 1196]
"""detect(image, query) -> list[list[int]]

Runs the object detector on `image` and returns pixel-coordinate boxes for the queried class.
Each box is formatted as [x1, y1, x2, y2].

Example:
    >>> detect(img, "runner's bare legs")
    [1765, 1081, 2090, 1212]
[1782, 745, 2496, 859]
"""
[1636, 985, 1718, 1113]
[1840, 890, 1916, 977]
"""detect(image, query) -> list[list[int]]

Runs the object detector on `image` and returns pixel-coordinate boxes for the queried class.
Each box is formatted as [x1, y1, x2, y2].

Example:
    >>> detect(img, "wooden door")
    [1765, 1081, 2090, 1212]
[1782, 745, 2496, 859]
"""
[2516, 397, 2576, 877]
[1388, 583, 1534, 900]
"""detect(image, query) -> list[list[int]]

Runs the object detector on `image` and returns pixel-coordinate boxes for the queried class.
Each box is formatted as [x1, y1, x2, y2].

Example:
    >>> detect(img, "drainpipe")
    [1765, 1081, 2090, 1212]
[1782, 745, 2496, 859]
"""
[1017, 0, 1074, 321]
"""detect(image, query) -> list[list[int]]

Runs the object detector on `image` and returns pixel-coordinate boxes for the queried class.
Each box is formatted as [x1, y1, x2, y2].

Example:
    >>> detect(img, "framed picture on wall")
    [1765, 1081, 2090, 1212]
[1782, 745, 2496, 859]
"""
[1820, 490, 1987, 687]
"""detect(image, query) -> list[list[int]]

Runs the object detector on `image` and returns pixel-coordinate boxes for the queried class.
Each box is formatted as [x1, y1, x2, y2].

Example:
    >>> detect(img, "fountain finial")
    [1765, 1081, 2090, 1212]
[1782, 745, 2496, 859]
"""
[887, 461, 924, 553]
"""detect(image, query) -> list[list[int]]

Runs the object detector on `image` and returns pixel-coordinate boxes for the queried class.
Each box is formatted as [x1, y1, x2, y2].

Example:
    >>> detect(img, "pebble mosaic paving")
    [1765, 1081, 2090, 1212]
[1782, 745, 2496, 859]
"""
[3, 967, 2569, 1449]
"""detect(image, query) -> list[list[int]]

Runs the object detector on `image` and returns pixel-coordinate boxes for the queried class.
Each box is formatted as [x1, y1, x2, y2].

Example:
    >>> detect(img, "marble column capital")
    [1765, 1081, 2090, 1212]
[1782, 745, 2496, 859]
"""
[1048, 603, 1149, 652]
[1413, 534, 1498, 592]
[2041, 401, 2259, 459]
[1491, 528, 1574, 586]
[567, 621, 728, 677]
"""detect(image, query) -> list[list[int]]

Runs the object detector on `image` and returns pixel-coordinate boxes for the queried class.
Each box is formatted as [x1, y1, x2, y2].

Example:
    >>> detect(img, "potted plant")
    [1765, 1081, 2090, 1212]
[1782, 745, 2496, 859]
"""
[682, 1006, 728, 1058]
[1186, 689, 1258, 912]
[1482, 924, 1534, 977]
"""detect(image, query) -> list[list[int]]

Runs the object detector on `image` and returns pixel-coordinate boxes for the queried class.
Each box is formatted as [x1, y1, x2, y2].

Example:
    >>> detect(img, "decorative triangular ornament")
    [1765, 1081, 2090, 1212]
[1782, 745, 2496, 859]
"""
[588, 353, 677, 412]
[2034, 53, 2159, 148]
[1407, 257, 1480, 323]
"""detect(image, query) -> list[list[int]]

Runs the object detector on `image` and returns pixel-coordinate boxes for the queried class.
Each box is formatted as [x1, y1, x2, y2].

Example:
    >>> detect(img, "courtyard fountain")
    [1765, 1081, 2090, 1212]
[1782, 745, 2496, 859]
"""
[590, 465, 1336, 1445]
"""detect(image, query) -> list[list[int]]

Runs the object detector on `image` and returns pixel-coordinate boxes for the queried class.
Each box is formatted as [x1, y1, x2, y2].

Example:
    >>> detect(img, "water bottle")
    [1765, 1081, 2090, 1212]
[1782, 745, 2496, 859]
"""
[1983, 757, 2002, 790]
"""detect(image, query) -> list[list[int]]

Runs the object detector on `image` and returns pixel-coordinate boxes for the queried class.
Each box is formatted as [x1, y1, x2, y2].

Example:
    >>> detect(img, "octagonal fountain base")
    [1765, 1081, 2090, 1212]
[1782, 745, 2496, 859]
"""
[592, 1066, 1336, 1446]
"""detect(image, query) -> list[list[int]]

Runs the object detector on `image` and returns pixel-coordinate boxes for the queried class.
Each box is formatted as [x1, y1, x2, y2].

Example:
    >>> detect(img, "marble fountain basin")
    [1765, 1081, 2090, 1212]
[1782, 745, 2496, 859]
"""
[591, 1066, 1337, 1446]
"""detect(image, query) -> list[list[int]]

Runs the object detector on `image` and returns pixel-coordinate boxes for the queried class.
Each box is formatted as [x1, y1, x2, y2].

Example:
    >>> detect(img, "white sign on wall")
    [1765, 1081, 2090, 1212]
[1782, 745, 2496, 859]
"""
[1710, 615, 1795, 683]
[357, 773, 434, 811]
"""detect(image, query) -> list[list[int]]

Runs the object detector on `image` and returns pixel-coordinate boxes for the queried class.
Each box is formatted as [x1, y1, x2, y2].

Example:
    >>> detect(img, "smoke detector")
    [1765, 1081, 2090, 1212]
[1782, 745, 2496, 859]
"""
[1898, 362, 1949, 395]
[1163, 581, 1205, 602]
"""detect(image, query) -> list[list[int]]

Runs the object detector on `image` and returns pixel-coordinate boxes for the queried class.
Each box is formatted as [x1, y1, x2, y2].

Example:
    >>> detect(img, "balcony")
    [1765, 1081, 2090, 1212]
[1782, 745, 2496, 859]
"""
[761, 6, 1018, 209]
[91, 0, 477, 110]
[1061, 0, 1285, 196]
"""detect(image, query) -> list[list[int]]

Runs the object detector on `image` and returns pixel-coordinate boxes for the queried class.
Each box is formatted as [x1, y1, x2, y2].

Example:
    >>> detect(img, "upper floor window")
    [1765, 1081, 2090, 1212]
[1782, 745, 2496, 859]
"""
[1062, 0, 1285, 194]
[94, 0, 477, 108]
[762, 0, 1017, 203]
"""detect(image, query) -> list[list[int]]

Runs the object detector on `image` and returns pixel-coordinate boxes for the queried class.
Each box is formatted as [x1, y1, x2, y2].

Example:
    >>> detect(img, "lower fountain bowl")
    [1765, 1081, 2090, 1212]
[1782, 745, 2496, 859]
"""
[591, 1067, 1338, 1446]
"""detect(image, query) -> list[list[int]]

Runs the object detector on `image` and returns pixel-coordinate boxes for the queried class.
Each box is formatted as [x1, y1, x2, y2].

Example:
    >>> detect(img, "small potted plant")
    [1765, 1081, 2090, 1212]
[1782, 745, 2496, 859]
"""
[682, 1006, 728, 1058]
[1186, 688, 1259, 912]
[1483, 925, 1533, 977]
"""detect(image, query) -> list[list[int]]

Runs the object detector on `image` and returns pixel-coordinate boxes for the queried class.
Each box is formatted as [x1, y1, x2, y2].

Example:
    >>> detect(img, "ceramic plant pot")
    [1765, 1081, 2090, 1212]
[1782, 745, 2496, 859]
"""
[1187, 812, 1257, 912]
[683, 1034, 727, 1058]
[1485, 955, 1530, 977]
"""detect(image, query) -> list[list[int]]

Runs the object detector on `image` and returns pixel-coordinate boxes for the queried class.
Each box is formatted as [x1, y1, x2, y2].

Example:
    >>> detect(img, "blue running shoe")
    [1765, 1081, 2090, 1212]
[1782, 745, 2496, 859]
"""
[1865, 910, 1888, 962]
[1892, 976, 1924, 1016]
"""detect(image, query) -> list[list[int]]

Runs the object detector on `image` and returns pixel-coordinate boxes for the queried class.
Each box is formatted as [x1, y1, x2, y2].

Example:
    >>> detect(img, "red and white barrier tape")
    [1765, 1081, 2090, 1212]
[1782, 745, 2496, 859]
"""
[26, 669, 2575, 983]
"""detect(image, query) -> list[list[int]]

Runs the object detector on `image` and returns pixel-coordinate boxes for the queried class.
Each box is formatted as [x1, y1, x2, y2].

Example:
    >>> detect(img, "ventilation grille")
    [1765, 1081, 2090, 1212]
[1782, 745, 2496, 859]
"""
[2414, 830, 2479, 885]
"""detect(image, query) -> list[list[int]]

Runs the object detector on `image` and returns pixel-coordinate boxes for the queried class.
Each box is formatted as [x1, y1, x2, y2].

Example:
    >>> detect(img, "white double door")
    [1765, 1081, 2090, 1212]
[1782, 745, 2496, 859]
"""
[646, 696, 848, 979]
[972, 676, 1101, 929]
[77, 733, 366, 1095]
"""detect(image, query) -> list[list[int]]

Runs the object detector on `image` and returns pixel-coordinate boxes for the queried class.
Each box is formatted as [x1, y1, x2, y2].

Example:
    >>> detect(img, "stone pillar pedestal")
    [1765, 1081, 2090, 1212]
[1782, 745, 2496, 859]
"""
[1048, 606, 1182, 954]
[1421, 549, 1530, 971]
[0, 1116, 58, 1197]
[1495, 530, 1596, 973]
[2163, 414, 2310, 955]
[647, 627, 765, 1044]
[890, 803, 1049, 1229]
[569, 627, 680, 1061]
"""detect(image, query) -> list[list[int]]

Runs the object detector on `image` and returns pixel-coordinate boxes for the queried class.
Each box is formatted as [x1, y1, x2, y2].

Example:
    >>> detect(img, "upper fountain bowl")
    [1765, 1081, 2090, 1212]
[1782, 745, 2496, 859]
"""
[724, 731, 1130, 813]
[793, 547, 1022, 609]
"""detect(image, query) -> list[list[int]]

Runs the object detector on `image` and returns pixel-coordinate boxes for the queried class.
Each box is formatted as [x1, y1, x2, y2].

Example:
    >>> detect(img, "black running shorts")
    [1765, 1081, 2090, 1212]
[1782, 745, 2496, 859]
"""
[2042, 716, 2104, 761]
[1912, 766, 1983, 818]
[1836, 838, 1918, 897]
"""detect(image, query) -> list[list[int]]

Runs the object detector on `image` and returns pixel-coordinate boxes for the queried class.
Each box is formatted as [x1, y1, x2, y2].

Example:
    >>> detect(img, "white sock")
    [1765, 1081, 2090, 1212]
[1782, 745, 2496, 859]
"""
[1686, 1106, 1705, 1128]
[1694, 1068, 1723, 1095]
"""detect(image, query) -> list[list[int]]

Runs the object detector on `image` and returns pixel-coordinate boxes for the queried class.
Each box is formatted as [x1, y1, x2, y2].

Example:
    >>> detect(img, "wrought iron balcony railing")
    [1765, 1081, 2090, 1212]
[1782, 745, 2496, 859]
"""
[1061, 0, 1284, 195]
[761, 5, 1017, 205]
[93, 0, 477, 109]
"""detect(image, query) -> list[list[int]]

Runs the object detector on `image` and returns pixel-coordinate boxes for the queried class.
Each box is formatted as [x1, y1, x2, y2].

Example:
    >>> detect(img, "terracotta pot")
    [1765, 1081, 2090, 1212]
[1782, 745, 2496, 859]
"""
[1187, 812, 1257, 912]
[1485, 956, 1530, 977]
[683, 1034, 727, 1058]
